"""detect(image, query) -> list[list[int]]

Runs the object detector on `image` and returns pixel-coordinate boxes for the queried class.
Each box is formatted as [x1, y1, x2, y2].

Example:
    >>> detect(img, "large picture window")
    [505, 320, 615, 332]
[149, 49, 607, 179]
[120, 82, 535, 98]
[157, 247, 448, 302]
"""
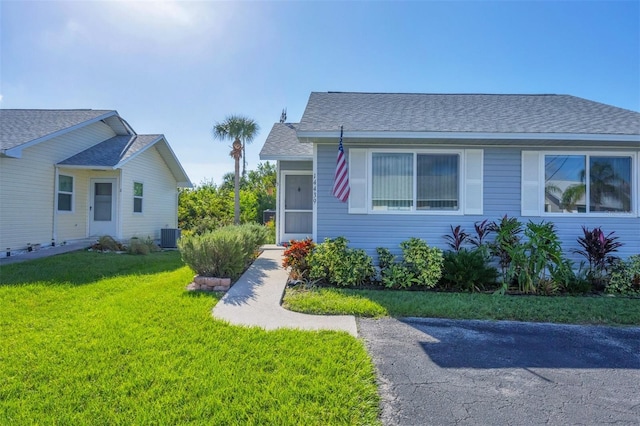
[545, 154, 632, 214]
[371, 152, 460, 212]
[57, 174, 74, 212]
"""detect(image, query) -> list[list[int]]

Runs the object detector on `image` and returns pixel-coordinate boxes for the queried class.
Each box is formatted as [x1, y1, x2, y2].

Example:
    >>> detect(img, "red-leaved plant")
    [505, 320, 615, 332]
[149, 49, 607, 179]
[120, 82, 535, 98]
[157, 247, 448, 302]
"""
[574, 226, 623, 287]
[282, 238, 315, 280]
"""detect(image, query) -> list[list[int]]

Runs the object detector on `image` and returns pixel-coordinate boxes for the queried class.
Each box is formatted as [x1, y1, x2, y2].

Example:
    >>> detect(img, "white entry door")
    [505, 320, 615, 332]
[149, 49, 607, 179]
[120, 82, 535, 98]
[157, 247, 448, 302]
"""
[90, 179, 117, 237]
[281, 173, 312, 242]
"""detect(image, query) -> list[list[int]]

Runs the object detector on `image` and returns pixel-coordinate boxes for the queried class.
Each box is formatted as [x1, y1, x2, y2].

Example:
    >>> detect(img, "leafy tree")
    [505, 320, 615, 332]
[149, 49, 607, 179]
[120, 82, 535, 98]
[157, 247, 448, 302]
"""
[213, 115, 260, 224]
[178, 181, 233, 234]
[178, 162, 276, 234]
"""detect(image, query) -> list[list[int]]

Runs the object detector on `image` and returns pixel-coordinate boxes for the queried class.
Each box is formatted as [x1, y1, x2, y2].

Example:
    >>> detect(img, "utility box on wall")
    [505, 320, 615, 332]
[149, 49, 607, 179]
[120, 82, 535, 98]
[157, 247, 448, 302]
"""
[262, 209, 276, 224]
[161, 228, 181, 248]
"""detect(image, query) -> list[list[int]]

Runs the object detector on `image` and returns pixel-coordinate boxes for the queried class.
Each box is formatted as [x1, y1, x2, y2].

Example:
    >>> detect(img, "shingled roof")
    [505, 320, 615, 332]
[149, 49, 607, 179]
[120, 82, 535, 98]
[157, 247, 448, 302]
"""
[0, 109, 119, 151]
[259, 123, 312, 160]
[58, 135, 162, 167]
[297, 92, 640, 136]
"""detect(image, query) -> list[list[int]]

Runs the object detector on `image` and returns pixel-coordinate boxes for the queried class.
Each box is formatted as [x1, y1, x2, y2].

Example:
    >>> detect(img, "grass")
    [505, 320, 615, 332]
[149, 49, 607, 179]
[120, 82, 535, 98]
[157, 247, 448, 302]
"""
[283, 286, 640, 326]
[0, 251, 380, 425]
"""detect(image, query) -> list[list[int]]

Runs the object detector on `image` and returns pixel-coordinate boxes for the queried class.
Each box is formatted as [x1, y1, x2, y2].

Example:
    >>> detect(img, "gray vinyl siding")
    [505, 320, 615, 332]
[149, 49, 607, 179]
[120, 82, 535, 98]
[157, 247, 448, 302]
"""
[315, 144, 640, 262]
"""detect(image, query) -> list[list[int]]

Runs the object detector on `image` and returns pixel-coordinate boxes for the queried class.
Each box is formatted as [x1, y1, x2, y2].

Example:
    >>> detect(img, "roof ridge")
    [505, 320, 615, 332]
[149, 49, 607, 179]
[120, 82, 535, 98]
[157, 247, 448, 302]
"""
[0, 108, 114, 112]
[323, 92, 562, 96]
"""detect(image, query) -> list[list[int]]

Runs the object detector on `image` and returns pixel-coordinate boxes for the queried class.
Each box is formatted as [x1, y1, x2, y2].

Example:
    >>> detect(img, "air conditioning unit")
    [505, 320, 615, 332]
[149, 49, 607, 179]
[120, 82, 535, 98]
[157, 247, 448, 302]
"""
[161, 228, 181, 248]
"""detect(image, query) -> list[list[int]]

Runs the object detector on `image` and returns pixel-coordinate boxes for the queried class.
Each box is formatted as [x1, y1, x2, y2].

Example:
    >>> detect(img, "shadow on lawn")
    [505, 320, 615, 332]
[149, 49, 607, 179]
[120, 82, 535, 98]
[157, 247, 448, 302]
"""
[0, 250, 185, 287]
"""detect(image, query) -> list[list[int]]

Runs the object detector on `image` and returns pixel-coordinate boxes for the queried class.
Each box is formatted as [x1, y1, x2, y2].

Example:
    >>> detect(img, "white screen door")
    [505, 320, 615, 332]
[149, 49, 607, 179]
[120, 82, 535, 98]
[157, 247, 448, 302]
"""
[281, 173, 312, 242]
[90, 179, 117, 236]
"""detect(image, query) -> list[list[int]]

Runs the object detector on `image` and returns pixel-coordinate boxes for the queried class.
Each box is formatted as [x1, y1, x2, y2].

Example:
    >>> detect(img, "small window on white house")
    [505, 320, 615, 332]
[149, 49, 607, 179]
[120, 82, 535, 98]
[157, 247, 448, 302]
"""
[57, 175, 73, 212]
[133, 182, 143, 213]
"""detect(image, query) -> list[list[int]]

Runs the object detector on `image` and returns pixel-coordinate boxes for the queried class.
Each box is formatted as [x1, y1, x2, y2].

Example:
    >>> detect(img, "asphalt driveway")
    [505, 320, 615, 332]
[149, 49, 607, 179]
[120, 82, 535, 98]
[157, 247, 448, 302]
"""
[358, 318, 640, 426]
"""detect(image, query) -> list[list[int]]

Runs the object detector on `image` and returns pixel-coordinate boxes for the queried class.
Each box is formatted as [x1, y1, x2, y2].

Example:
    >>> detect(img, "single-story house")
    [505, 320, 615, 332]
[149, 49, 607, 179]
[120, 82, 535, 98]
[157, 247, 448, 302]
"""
[260, 92, 640, 260]
[0, 109, 191, 255]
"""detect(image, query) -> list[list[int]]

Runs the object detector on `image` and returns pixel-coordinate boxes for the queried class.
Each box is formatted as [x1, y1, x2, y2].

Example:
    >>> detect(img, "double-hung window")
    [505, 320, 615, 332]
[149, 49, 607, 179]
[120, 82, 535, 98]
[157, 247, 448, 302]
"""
[370, 151, 460, 212]
[523, 151, 635, 216]
[133, 182, 144, 213]
[57, 174, 74, 212]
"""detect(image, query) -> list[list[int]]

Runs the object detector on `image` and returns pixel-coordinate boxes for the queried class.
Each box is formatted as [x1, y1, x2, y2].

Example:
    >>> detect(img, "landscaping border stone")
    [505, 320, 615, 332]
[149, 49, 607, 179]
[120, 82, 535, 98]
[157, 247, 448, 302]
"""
[186, 275, 232, 292]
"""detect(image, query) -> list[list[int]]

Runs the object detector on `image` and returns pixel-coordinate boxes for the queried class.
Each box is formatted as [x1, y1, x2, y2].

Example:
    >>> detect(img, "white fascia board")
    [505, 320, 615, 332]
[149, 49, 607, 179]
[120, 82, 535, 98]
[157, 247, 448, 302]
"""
[259, 155, 313, 161]
[57, 165, 114, 171]
[296, 130, 640, 142]
[3, 111, 119, 158]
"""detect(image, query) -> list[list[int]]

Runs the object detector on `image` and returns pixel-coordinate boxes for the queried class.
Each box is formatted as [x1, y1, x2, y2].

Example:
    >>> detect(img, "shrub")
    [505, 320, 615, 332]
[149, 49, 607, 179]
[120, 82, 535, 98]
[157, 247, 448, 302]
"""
[128, 236, 160, 255]
[309, 237, 376, 287]
[92, 235, 125, 252]
[574, 226, 623, 289]
[488, 215, 523, 283]
[380, 263, 417, 289]
[178, 229, 245, 279]
[265, 219, 276, 244]
[443, 225, 469, 252]
[469, 219, 492, 249]
[440, 249, 498, 292]
[230, 223, 269, 263]
[548, 259, 591, 294]
[607, 255, 640, 296]
[376, 247, 417, 289]
[282, 238, 315, 280]
[376, 247, 396, 270]
[399, 237, 443, 288]
[505, 221, 565, 294]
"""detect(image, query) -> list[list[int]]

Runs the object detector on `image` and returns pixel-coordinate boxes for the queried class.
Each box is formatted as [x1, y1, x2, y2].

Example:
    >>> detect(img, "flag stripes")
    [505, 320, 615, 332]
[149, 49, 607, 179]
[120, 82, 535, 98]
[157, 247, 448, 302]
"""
[332, 126, 350, 202]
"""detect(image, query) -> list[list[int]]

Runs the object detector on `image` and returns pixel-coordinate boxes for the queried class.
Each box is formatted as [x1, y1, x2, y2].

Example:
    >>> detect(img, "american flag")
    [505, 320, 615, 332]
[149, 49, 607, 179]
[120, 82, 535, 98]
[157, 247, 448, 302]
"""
[332, 126, 350, 202]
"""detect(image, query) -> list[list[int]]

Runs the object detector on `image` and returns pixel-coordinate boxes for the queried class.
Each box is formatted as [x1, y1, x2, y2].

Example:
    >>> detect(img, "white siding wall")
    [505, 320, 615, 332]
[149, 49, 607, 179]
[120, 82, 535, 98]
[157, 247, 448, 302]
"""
[120, 145, 179, 241]
[0, 122, 116, 251]
[55, 168, 119, 242]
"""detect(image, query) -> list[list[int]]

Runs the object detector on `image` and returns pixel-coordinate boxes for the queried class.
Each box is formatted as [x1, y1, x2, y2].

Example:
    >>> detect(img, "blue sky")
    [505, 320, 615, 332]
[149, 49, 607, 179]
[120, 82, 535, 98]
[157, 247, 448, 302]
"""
[2, 0, 638, 186]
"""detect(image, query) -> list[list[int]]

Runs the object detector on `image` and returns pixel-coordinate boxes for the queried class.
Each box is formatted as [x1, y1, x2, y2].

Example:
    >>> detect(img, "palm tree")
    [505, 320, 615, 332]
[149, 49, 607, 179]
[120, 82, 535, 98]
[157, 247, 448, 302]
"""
[239, 119, 259, 178]
[212, 115, 259, 224]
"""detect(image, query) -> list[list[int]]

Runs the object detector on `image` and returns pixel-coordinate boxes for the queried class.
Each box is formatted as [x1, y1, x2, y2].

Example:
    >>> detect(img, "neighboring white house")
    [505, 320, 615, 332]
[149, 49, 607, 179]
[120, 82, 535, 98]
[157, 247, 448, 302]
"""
[260, 92, 640, 260]
[0, 109, 191, 255]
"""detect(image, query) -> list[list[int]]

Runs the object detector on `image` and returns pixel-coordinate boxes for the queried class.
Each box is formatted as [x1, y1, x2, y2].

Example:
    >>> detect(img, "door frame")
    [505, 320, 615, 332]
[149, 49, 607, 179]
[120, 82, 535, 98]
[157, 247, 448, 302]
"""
[279, 171, 313, 243]
[89, 178, 118, 237]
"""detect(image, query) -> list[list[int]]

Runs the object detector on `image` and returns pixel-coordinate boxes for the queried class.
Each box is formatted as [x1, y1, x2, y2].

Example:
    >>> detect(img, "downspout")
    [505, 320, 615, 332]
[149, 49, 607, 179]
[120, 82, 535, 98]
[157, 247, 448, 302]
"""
[52, 166, 59, 245]
[276, 161, 281, 245]
[117, 168, 123, 240]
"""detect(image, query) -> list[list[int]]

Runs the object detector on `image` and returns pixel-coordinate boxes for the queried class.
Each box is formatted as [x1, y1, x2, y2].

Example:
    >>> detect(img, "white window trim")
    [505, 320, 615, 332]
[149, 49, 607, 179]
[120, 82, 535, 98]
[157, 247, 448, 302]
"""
[133, 181, 144, 214]
[56, 174, 75, 214]
[534, 150, 637, 218]
[366, 148, 466, 216]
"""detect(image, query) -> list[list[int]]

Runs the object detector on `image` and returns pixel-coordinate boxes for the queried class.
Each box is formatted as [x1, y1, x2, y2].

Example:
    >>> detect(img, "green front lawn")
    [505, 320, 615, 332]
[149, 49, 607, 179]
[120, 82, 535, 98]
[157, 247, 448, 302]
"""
[0, 252, 379, 425]
[283, 287, 640, 326]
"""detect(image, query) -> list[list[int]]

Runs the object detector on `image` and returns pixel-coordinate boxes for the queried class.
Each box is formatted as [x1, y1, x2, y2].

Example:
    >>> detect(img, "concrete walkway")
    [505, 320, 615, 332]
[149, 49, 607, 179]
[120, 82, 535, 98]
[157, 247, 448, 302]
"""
[0, 239, 94, 266]
[212, 245, 358, 336]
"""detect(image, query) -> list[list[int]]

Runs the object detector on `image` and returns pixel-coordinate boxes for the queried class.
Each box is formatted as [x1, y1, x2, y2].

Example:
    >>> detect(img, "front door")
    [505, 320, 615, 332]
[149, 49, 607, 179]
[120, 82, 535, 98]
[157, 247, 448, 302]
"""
[281, 173, 312, 242]
[90, 179, 117, 237]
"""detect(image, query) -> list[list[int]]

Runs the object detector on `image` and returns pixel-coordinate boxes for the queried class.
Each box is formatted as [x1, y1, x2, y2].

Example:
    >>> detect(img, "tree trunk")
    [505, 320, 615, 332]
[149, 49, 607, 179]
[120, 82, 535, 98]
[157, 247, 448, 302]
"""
[234, 156, 240, 224]
[242, 142, 246, 178]
[230, 138, 243, 225]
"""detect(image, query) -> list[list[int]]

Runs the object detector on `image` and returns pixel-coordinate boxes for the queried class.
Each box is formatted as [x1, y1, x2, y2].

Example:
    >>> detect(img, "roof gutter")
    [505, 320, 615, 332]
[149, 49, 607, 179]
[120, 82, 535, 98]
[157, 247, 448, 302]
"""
[296, 130, 640, 143]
